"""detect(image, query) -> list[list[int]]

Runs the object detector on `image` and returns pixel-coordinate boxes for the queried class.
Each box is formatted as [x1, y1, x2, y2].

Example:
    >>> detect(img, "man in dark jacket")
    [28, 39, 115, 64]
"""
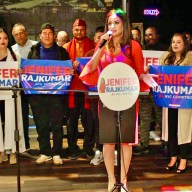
[27, 23, 70, 165]
[143, 26, 167, 51]
[133, 26, 167, 155]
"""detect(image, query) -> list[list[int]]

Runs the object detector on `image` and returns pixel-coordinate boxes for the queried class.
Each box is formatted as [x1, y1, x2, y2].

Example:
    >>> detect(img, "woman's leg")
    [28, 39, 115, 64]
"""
[167, 108, 178, 165]
[121, 144, 132, 187]
[178, 143, 190, 170]
[103, 144, 116, 191]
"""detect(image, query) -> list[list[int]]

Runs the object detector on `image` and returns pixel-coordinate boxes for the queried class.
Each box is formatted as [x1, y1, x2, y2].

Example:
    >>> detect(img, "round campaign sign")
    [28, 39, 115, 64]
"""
[98, 62, 140, 111]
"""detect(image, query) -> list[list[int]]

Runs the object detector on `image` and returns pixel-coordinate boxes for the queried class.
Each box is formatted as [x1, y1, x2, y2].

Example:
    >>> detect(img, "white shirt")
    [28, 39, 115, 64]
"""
[0, 49, 25, 153]
[11, 39, 37, 59]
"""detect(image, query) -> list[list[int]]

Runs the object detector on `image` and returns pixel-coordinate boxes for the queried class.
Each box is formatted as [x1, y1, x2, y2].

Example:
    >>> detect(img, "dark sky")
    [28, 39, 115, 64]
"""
[130, 0, 192, 45]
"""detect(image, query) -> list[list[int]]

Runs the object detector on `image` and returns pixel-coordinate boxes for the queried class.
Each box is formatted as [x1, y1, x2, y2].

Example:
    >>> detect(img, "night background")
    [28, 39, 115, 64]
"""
[0, 0, 192, 46]
[130, 0, 192, 45]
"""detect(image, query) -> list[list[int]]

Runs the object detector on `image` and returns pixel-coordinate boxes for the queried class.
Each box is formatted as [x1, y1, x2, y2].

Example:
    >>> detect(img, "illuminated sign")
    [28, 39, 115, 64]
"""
[144, 9, 160, 16]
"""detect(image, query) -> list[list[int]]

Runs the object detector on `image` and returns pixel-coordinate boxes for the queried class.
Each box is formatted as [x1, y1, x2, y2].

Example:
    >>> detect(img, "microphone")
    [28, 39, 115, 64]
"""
[99, 31, 113, 48]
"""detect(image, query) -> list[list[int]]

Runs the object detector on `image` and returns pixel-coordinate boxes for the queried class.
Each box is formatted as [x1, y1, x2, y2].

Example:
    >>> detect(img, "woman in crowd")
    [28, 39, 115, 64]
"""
[160, 33, 192, 173]
[0, 27, 25, 164]
[80, 8, 157, 191]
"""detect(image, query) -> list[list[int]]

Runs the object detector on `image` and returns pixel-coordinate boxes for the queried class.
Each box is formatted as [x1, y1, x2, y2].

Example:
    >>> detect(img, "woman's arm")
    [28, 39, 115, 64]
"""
[89, 48, 103, 73]
[139, 73, 158, 88]
[131, 41, 158, 88]
[79, 45, 102, 86]
[90, 32, 112, 73]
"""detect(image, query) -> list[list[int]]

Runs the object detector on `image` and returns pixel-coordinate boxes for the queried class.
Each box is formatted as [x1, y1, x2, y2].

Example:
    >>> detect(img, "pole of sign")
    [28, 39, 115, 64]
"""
[98, 63, 139, 192]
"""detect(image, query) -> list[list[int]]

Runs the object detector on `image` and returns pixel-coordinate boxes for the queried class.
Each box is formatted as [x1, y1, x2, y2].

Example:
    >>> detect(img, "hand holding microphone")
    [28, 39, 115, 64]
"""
[99, 30, 113, 48]
[90, 31, 113, 71]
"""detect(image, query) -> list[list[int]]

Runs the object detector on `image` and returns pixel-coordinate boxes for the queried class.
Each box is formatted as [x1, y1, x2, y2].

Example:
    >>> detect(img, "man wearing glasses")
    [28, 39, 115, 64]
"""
[144, 26, 167, 50]
[134, 26, 167, 155]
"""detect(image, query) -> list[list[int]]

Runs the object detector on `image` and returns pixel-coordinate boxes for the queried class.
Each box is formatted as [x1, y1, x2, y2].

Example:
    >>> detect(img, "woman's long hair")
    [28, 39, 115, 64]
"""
[0, 27, 17, 61]
[164, 33, 190, 65]
[104, 8, 132, 49]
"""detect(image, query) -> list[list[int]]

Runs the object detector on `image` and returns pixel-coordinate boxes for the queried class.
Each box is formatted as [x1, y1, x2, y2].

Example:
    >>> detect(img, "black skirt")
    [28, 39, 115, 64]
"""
[99, 100, 137, 144]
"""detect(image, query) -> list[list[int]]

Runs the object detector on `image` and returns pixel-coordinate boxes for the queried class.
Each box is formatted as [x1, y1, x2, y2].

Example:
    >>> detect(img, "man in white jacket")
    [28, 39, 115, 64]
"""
[12, 23, 37, 156]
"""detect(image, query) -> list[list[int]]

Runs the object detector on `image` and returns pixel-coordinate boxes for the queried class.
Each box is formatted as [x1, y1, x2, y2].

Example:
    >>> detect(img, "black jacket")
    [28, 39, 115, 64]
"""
[27, 42, 70, 60]
[143, 43, 167, 51]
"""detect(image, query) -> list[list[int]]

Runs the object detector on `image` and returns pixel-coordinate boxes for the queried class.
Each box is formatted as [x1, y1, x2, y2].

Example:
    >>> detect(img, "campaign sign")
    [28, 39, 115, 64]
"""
[143, 50, 165, 68]
[0, 61, 19, 87]
[76, 57, 97, 91]
[98, 62, 140, 111]
[150, 65, 192, 108]
[21, 58, 73, 94]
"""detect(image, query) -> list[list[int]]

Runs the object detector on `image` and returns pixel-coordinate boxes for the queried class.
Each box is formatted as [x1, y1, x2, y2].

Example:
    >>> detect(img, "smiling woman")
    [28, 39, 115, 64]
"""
[0, 27, 25, 165]
[0, 28, 9, 60]
[160, 32, 192, 174]
[80, 8, 157, 192]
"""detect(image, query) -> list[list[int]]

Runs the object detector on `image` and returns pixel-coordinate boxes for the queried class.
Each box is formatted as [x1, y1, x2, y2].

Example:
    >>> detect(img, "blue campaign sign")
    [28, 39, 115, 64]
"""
[76, 57, 98, 92]
[150, 65, 192, 108]
[20, 58, 73, 94]
[77, 57, 91, 73]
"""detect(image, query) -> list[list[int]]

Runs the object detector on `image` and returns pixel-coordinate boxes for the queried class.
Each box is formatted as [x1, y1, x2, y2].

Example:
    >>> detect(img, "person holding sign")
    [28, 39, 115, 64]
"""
[160, 33, 192, 173]
[12, 23, 37, 157]
[0, 27, 25, 164]
[63, 19, 95, 160]
[143, 26, 166, 143]
[26, 23, 70, 165]
[134, 26, 167, 157]
[80, 8, 157, 191]
[86, 26, 105, 166]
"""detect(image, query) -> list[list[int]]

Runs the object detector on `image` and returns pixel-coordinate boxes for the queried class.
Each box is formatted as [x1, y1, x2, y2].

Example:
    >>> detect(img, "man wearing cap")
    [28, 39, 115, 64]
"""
[26, 23, 70, 165]
[12, 23, 37, 157]
[63, 19, 95, 160]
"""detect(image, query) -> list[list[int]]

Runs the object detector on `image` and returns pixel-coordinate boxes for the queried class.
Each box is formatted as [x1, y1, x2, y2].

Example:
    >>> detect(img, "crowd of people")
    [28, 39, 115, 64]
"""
[0, 7, 192, 192]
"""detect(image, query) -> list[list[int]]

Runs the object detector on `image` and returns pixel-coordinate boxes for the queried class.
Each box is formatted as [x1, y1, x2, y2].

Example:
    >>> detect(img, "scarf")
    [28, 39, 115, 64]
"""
[65, 37, 95, 61]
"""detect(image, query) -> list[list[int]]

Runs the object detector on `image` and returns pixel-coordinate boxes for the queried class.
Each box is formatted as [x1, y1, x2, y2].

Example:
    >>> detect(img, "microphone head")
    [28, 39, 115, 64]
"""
[107, 30, 113, 36]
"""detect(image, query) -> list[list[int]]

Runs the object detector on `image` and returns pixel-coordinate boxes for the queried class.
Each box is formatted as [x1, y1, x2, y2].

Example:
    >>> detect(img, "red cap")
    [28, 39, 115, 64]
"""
[73, 19, 87, 27]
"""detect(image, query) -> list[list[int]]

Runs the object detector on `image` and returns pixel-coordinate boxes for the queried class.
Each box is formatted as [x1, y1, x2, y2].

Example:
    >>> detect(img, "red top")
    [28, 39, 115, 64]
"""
[64, 37, 95, 108]
[80, 40, 149, 92]
[64, 37, 95, 91]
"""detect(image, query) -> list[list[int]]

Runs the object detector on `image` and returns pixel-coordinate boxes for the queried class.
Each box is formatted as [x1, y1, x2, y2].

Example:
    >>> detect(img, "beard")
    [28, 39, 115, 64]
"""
[74, 36, 86, 41]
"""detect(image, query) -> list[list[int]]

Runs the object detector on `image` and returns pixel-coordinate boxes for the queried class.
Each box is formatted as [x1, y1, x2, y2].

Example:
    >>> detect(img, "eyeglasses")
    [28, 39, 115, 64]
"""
[145, 33, 157, 38]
